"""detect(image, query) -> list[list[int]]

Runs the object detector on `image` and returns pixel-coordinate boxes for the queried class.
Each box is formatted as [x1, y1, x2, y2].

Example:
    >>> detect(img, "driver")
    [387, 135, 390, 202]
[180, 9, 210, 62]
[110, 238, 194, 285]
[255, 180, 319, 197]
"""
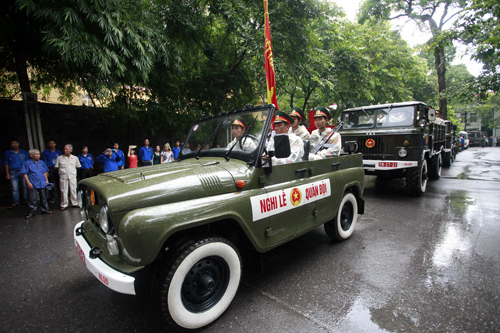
[227, 116, 257, 152]
[388, 108, 410, 123]
[263, 111, 304, 164]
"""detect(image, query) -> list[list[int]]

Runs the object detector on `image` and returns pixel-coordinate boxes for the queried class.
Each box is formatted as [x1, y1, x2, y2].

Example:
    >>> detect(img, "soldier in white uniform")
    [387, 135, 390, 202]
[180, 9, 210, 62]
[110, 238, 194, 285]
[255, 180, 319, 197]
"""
[309, 107, 341, 160]
[227, 116, 257, 152]
[288, 107, 310, 140]
[263, 111, 304, 165]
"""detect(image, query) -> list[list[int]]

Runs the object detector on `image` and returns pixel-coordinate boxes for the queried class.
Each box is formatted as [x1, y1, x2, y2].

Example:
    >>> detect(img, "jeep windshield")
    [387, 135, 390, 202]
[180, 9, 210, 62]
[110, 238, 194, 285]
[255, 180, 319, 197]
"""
[342, 106, 415, 129]
[179, 108, 269, 162]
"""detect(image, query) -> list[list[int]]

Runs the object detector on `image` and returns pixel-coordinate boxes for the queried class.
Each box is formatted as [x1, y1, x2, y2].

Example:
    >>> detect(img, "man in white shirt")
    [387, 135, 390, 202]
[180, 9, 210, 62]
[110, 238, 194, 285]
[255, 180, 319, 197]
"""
[227, 116, 257, 152]
[263, 111, 304, 165]
[309, 107, 342, 160]
[55, 144, 81, 210]
[288, 107, 310, 140]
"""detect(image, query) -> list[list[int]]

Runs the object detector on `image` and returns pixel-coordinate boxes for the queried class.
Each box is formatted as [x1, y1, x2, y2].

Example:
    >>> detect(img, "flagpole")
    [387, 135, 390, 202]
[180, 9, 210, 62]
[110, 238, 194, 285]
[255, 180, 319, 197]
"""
[264, 0, 278, 109]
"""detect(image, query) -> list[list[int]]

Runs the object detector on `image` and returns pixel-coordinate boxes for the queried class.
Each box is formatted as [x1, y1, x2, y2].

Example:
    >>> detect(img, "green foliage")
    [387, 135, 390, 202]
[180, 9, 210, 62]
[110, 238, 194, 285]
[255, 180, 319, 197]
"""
[455, 0, 500, 94]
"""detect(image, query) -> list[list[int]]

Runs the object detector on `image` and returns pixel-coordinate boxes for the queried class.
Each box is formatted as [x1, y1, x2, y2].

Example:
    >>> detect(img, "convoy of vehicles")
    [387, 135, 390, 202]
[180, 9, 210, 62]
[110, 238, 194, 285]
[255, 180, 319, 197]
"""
[74, 105, 365, 331]
[338, 101, 446, 196]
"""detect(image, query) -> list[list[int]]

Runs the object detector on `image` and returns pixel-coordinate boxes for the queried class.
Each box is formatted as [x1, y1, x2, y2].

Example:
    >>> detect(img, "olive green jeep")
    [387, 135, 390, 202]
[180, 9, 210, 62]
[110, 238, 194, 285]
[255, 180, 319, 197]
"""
[74, 104, 365, 331]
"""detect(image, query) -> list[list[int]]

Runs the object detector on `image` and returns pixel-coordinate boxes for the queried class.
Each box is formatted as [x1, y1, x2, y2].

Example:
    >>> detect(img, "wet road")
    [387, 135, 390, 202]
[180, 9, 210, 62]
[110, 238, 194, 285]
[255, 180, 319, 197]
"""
[1, 147, 499, 332]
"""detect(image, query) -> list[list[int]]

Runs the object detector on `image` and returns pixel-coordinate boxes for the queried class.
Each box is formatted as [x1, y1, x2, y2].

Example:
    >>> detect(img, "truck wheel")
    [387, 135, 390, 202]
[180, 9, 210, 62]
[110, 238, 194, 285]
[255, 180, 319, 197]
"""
[324, 192, 358, 241]
[405, 159, 428, 196]
[155, 237, 241, 331]
[429, 154, 442, 180]
[443, 151, 452, 168]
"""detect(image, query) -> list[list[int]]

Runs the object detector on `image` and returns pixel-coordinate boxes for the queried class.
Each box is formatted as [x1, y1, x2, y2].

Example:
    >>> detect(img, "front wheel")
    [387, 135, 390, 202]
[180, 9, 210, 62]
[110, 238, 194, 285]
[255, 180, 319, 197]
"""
[405, 159, 428, 196]
[154, 237, 241, 331]
[324, 192, 358, 241]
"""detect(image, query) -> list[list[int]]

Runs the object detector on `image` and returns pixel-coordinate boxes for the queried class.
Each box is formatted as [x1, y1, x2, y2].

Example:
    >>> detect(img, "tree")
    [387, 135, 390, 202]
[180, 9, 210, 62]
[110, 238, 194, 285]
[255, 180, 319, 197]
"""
[455, 0, 500, 94]
[359, 0, 467, 119]
[0, 0, 168, 97]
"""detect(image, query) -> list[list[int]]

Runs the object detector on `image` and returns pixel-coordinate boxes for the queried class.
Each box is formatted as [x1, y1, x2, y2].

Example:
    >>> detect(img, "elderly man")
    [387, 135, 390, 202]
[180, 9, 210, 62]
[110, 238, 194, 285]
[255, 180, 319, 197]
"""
[97, 147, 122, 172]
[288, 107, 310, 140]
[263, 111, 304, 164]
[309, 107, 341, 160]
[21, 149, 52, 219]
[55, 144, 81, 211]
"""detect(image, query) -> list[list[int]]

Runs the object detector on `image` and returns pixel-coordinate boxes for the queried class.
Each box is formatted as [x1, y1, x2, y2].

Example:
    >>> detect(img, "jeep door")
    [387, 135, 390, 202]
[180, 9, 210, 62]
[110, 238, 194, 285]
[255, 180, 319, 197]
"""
[260, 160, 316, 246]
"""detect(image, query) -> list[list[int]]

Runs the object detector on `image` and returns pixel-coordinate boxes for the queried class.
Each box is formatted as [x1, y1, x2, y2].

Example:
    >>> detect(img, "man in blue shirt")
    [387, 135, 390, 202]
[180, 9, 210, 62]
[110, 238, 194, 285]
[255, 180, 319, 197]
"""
[139, 138, 154, 166]
[97, 148, 122, 172]
[4, 138, 29, 208]
[21, 149, 52, 218]
[113, 142, 125, 170]
[41, 140, 62, 203]
[78, 145, 94, 180]
[172, 139, 181, 160]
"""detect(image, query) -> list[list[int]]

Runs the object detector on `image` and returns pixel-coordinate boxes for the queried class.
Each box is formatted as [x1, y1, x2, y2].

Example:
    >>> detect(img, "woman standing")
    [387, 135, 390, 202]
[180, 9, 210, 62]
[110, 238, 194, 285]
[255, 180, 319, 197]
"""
[161, 143, 174, 163]
[153, 145, 162, 165]
[128, 146, 138, 168]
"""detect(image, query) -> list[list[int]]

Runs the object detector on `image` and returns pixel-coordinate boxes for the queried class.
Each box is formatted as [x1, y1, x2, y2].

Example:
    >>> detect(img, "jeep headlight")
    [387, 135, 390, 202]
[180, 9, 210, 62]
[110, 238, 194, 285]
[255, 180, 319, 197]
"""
[398, 148, 408, 158]
[99, 205, 110, 234]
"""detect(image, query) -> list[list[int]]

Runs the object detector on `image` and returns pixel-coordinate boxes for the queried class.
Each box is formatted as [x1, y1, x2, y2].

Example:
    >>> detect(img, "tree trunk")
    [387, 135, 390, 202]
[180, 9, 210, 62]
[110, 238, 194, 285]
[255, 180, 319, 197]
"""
[13, 19, 31, 93]
[434, 45, 447, 119]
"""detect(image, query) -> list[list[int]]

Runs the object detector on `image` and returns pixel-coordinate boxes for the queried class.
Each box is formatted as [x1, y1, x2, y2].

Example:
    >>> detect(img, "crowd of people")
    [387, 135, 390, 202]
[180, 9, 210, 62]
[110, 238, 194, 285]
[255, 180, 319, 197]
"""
[2, 138, 183, 219]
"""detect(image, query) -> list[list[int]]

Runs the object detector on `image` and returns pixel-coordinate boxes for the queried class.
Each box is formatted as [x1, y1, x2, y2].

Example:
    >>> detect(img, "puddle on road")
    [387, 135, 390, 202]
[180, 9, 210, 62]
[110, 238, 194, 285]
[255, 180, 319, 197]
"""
[425, 190, 480, 290]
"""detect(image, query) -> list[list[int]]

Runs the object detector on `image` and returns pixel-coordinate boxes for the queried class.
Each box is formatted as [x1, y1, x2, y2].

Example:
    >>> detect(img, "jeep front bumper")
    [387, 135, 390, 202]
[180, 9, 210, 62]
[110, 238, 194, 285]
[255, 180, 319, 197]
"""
[74, 221, 136, 295]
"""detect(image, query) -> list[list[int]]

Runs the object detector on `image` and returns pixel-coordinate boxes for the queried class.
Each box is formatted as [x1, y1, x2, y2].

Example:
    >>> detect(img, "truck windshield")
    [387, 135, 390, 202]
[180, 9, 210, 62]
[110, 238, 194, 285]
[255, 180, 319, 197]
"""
[180, 109, 268, 160]
[342, 106, 415, 129]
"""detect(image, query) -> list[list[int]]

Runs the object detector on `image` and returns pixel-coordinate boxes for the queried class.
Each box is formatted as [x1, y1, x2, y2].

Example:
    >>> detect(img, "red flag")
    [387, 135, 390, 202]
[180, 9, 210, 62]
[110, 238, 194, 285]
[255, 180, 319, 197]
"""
[264, 0, 278, 109]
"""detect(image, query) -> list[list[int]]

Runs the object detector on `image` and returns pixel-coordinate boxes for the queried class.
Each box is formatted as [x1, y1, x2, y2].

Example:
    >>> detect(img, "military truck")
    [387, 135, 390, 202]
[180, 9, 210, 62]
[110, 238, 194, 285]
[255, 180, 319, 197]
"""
[74, 105, 365, 331]
[339, 101, 446, 196]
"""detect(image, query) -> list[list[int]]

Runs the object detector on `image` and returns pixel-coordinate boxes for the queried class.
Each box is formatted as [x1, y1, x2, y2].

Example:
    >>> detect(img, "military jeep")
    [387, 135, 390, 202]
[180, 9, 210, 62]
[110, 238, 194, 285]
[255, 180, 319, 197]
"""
[74, 104, 365, 331]
[339, 101, 446, 196]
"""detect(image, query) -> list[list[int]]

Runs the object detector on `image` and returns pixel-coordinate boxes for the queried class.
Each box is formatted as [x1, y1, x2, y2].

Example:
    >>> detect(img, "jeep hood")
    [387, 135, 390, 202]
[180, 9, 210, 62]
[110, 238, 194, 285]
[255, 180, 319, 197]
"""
[81, 158, 243, 213]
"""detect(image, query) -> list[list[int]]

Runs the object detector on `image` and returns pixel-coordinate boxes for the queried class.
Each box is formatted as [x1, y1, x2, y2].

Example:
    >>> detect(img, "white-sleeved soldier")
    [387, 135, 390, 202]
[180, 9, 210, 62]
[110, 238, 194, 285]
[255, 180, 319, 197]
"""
[264, 111, 304, 165]
[288, 107, 310, 140]
[227, 116, 257, 152]
[309, 107, 341, 160]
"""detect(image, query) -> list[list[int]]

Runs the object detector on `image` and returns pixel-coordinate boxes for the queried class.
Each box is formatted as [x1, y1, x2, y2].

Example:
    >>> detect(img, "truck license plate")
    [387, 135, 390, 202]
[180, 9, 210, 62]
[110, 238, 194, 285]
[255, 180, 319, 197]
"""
[379, 162, 397, 167]
[77, 242, 86, 267]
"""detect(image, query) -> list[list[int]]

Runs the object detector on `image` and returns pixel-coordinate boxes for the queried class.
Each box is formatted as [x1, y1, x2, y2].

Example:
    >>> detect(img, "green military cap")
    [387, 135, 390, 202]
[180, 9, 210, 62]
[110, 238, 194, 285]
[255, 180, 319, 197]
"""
[313, 106, 331, 121]
[273, 110, 293, 124]
[289, 107, 305, 123]
[231, 116, 248, 131]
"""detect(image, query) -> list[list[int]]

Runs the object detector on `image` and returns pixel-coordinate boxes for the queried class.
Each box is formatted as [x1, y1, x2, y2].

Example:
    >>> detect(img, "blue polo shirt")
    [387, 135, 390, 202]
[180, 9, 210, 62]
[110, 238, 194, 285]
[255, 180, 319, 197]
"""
[114, 149, 125, 167]
[78, 153, 94, 169]
[139, 146, 153, 162]
[41, 149, 63, 167]
[172, 146, 181, 160]
[97, 153, 122, 172]
[4, 149, 29, 170]
[21, 159, 49, 189]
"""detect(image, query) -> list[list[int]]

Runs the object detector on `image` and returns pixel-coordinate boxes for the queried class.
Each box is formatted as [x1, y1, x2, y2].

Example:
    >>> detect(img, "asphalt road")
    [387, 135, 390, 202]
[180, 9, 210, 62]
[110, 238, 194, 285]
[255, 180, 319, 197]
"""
[1, 147, 499, 332]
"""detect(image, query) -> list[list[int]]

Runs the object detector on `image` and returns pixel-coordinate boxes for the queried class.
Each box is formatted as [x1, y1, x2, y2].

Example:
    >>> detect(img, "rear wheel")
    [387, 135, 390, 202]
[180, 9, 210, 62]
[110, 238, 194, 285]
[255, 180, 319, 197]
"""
[428, 154, 442, 179]
[443, 151, 452, 168]
[405, 159, 428, 196]
[154, 237, 241, 331]
[324, 192, 358, 241]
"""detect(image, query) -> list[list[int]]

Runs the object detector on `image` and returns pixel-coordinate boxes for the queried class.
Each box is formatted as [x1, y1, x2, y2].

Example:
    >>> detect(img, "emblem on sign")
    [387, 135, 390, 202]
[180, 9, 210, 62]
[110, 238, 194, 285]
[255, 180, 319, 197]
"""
[290, 188, 302, 206]
[366, 138, 375, 148]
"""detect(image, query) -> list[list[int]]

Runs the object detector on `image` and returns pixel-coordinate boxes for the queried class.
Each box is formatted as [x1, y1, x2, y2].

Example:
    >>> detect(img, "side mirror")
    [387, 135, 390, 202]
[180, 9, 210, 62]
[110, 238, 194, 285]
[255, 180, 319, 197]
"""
[274, 134, 291, 158]
[344, 141, 358, 154]
[428, 108, 436, 122]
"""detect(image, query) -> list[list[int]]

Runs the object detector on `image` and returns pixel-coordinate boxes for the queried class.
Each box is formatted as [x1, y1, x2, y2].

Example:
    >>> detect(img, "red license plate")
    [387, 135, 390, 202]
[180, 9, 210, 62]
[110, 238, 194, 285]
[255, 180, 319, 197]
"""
[77, 242, 86, 267]
[379, 162, 397, 167]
